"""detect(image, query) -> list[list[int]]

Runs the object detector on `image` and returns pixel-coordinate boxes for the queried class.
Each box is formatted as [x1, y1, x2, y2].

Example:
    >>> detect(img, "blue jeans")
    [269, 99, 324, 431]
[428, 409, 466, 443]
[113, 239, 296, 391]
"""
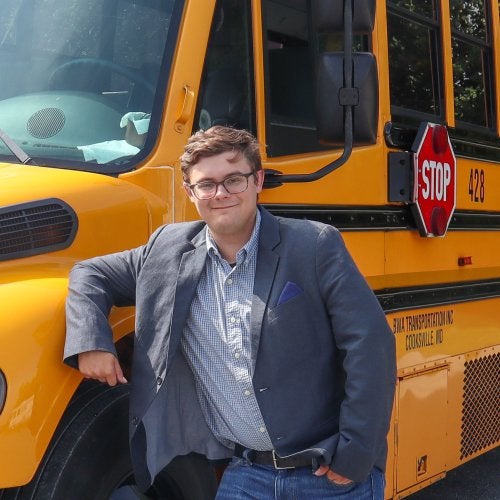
[215, 457, 385, 500]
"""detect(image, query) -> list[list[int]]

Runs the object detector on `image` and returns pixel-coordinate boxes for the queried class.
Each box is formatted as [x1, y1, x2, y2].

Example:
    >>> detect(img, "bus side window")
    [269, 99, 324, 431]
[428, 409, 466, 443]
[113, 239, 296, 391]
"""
[263, 0, 331, 157]
[387, 1, 443, 121]
[450, 0, 494, 129]
[262, 1, 369, 157]
[194, 0, 255, 134]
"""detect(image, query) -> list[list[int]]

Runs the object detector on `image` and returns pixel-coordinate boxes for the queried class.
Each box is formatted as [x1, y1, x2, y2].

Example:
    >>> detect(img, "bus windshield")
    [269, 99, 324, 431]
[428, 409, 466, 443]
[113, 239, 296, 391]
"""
[0, 0, 182, 172]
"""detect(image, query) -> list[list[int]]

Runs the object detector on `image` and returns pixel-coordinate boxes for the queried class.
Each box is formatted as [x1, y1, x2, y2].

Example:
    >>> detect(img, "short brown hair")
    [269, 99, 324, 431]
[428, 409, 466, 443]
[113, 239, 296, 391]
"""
[180, 126, 262, 181]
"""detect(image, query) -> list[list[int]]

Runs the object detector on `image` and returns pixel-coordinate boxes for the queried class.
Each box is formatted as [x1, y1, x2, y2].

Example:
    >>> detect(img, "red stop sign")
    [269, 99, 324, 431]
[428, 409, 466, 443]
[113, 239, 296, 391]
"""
[411, 123, 456, 237]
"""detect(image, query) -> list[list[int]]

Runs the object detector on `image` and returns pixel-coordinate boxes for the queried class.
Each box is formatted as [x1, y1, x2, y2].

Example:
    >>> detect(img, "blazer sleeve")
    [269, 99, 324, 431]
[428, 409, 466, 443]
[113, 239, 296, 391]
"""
[63, 226, 164, 368]
[316, 225, 396, 481]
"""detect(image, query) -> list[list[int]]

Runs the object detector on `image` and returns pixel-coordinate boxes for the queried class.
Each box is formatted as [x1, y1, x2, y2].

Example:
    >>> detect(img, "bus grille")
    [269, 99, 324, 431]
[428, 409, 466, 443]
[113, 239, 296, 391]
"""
[0, 199, 77, 260]
[460, 352, 500, 459]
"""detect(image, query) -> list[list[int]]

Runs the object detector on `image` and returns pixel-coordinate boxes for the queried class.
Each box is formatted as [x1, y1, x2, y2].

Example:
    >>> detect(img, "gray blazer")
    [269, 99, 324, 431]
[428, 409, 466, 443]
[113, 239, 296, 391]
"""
[64, 207, 396, 490]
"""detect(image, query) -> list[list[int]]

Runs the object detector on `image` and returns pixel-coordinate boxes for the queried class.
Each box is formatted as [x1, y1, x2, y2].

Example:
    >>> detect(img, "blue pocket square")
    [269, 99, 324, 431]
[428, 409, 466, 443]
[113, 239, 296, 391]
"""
[277, 281, 303, 305]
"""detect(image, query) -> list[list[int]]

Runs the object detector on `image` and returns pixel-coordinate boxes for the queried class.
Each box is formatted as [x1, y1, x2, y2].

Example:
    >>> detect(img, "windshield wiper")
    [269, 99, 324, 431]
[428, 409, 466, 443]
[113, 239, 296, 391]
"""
[0, 127, 37, 165]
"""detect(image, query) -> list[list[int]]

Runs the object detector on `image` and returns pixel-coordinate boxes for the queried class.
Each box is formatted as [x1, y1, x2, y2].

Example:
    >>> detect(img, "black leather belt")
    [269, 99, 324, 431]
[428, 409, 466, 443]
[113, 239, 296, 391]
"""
[234, 445, 312, 469]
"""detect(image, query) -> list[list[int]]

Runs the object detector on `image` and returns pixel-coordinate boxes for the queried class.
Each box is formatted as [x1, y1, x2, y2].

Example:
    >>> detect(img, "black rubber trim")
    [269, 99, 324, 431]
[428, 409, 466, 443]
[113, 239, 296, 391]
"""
[265, 204, 500, 231]
[375, 279, 500, 312]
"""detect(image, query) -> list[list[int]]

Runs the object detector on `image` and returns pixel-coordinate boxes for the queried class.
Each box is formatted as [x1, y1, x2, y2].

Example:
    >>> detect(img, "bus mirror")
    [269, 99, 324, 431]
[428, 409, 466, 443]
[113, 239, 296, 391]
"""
[312, 0, 376, 32]
[316, 52, 378, 145]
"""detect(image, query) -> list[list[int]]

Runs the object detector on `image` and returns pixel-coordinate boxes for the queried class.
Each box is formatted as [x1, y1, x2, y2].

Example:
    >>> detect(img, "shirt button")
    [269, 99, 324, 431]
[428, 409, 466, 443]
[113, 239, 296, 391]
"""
[244, 389, 251, 396]
[230, 316, 236, 323]
[259, 426, 266, 433]
[234, 352, 241, 359]
[227, 278, 233, 284]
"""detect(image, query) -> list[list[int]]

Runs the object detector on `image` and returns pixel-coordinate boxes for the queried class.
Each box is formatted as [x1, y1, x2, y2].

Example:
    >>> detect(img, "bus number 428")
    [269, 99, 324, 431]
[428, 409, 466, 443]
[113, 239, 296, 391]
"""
[468, 168, 485, 203]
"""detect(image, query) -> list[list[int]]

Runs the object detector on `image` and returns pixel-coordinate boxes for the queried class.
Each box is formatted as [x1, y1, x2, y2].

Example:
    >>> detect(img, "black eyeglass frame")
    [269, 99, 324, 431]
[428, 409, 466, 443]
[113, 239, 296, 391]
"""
[187, 171, 256, 200]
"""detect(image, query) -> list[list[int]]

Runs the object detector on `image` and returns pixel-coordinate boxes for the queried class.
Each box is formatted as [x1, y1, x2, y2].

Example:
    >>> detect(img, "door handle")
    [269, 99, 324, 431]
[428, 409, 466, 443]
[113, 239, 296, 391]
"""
[175, 84, 195, 133]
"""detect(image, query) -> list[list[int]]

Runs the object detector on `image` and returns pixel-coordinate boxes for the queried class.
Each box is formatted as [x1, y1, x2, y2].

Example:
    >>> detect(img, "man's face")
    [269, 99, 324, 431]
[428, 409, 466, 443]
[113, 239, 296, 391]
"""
[184, 151, 264, 241]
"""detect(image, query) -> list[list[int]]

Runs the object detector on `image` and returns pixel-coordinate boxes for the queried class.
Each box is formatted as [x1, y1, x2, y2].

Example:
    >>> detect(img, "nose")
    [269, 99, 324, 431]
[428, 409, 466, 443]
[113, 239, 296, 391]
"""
[214, 181, 230, 198]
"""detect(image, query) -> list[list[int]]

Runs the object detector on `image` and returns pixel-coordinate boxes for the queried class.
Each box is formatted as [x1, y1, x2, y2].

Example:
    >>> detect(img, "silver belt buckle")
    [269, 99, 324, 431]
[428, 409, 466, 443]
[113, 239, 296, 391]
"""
[272, 450, 295, 470]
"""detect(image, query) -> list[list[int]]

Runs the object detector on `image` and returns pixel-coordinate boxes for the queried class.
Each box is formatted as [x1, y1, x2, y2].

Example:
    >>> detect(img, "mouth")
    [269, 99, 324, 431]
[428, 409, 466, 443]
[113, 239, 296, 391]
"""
[212, 203, 238, 210]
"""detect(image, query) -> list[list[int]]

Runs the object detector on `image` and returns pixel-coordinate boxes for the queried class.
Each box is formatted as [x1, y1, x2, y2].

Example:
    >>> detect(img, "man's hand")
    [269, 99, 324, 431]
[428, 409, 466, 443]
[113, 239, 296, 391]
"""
[78, 351, 128, 386]
[314, 465, 353, 485]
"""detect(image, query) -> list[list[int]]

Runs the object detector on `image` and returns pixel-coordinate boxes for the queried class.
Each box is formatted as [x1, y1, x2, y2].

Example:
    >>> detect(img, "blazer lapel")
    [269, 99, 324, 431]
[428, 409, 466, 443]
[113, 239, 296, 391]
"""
[251, 208, 281, 361]
[167, 230, 207, 367]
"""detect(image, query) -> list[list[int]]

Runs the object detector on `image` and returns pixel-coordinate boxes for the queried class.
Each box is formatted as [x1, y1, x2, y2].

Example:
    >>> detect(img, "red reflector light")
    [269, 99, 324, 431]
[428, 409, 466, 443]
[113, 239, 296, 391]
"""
[458, 256, 473, 266]
[430, 206, 448, 236]
[432, 125, 449, 154]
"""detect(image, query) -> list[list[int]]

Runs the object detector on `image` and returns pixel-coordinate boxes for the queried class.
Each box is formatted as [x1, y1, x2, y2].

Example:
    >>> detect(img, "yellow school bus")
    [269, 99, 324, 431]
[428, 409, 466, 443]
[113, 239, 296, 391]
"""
[0, 0, 498, 498]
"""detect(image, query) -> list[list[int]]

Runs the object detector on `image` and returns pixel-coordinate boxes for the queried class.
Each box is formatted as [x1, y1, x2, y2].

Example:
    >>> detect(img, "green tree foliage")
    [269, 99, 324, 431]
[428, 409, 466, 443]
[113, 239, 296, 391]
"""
[387, 0, 492, 128]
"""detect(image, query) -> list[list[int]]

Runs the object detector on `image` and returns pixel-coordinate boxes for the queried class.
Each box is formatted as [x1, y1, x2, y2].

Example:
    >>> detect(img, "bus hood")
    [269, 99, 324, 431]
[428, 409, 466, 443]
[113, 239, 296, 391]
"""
[0, 162, 159, 276]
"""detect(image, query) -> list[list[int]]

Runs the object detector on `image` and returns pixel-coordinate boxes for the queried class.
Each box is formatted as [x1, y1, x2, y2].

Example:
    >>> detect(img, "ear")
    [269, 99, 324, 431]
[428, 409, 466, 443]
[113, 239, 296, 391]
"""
[255, 170, 265, 194]
[183, 182, 196, 202]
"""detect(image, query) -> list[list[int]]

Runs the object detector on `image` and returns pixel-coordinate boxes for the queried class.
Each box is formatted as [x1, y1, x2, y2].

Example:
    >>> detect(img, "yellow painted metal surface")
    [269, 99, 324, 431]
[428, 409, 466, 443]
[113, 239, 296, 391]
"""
[0, 164, 166, 267]
[396, 367, 448, 492]
[0, 0, 499, 493]
[386, 299, 500, 497]
[0, 276, 134, 485]
[144, 0, 216, 224]
[261, 145, 389, 207]
[389, 299, 500, 370]
[439, 0, 456, 128]
[0, 163, 167, 484]
[0, 0, 217, 485]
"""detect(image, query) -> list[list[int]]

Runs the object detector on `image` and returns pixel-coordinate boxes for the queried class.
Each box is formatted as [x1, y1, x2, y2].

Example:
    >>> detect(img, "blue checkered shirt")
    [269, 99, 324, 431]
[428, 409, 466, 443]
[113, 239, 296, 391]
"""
[181, 211, 273, 451]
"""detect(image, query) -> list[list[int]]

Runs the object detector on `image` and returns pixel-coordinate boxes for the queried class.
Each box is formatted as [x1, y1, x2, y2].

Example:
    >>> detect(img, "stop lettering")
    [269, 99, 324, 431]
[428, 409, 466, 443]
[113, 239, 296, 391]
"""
[411, 123, 456, 237]
[421, 160, 451, 201]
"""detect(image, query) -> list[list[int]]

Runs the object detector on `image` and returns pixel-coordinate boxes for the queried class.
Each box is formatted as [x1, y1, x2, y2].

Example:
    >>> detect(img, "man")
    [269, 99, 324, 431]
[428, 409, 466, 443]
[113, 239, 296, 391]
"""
[64, 126, 396, 499]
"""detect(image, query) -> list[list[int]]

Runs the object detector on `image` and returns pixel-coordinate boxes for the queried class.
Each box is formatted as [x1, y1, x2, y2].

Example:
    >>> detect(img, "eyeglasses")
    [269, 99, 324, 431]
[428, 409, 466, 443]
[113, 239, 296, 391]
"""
[187, 172, 255, 200]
